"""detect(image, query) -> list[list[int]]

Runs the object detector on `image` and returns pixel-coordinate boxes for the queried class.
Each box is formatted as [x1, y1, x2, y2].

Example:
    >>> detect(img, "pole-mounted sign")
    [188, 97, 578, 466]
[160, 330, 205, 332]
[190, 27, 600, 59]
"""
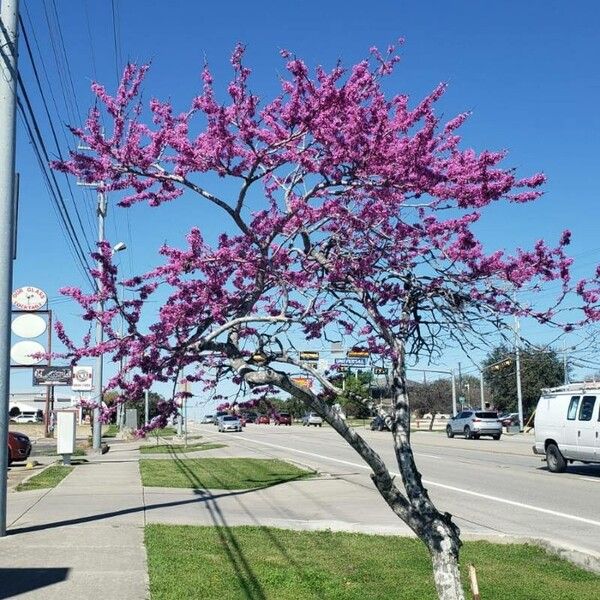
[33, 365, 73, 386]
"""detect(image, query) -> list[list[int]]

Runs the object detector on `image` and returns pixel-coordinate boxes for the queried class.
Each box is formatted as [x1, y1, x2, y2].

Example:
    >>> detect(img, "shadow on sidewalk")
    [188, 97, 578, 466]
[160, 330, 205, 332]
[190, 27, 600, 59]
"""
[0, 568, 69, 599]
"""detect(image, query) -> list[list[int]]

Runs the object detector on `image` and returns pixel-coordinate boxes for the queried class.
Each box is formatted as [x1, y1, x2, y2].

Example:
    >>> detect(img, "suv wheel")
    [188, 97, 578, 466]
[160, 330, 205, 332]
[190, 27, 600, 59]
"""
[492, 434, 501, 441]
[464, 426, 472, 440]
[446, 425, 454, 438]
[546, 443, 567, 473]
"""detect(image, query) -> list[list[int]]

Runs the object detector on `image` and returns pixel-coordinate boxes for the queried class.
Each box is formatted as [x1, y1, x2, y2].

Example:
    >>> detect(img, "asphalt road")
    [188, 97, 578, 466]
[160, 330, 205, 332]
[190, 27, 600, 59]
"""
[191, 422, 600, 556]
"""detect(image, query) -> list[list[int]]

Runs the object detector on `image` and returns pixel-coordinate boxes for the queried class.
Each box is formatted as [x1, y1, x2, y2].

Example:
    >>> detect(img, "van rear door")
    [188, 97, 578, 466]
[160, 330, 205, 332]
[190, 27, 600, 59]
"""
[575, 395, 597, 460]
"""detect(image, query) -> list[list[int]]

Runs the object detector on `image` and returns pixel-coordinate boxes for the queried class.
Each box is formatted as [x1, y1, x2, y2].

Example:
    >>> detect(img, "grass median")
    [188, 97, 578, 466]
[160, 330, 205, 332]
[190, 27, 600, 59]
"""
[140, 442, 226, 454]
[16, 465, 74, 491]
[146, 525, 600, 600]
[139, 457, 314, 490]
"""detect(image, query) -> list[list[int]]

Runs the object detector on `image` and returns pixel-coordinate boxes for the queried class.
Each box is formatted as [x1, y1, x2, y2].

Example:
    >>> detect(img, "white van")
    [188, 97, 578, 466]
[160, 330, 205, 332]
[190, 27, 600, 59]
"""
[533, 384, 600, 472]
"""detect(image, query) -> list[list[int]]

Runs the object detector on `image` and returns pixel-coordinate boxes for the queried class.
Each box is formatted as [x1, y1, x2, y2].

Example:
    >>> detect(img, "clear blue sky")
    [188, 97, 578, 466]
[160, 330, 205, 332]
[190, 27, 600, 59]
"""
[10, 0, 600, 409]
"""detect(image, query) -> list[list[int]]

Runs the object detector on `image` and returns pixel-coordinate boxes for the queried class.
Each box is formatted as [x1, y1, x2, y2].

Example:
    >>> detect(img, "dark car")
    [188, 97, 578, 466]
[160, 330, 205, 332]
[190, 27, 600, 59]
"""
[8, 431, 31, 466]
[243, 412, 258, 424]
[274, 412, 292, 426]
[257, 414, 270, 424]
[370, 416, 390, 431]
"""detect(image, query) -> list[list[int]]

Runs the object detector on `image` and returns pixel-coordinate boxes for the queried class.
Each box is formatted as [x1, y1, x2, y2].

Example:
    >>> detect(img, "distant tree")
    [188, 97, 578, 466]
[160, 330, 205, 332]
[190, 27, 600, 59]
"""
[408, 378, 453, 419]
[483, 345, 565, 414]
[339, 370, 373, 418]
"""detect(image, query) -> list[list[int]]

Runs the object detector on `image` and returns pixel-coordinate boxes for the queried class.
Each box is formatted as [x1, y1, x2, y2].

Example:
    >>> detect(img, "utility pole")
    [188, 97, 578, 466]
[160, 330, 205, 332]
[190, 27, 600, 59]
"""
[92, 191, 106, 452]
[0, 0, 20, 538]
[514, 315, 524, 431]
[451, 371, 457, 416]
[563, 341, 569, 385]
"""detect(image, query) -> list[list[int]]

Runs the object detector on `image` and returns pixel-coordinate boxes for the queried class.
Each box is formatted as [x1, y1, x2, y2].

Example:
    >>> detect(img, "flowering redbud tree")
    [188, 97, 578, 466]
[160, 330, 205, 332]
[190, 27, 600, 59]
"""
[53, 44, 599, 600]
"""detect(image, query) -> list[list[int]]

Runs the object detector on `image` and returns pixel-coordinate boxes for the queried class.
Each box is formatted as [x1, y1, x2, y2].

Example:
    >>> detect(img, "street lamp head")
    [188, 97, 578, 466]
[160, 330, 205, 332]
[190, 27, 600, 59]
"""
[112, 241, 127, 253]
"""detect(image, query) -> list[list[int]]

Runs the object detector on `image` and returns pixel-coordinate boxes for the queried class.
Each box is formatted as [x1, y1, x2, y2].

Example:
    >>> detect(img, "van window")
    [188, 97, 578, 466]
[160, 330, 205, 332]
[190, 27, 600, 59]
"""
[567, 396, 580, 420]
[578, 396, 596, 421]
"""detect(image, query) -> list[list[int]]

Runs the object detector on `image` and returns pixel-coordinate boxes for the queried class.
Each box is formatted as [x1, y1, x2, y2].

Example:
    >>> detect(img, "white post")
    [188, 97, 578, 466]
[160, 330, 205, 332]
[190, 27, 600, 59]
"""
[0, 0, 19, 537]
[451, 372, 457, 416]
[144, 389, 149, 426]
[515, 315, 524, 431]
[479, 370, 485, 409]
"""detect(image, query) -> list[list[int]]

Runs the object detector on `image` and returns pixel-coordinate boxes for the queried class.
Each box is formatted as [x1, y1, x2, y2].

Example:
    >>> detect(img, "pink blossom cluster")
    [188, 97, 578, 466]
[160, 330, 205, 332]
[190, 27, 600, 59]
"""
[51, 44, 600, 434]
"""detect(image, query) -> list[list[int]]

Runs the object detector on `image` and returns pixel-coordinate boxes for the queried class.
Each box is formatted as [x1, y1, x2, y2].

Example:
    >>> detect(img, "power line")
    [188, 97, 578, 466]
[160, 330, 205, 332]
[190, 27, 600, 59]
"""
[19, 14, 95, 258]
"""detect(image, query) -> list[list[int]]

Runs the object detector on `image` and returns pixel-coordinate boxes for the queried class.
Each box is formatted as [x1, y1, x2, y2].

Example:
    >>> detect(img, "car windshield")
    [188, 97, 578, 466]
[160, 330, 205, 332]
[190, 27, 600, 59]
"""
[223, 416, 237, 421]
[475, 412, 498, 419]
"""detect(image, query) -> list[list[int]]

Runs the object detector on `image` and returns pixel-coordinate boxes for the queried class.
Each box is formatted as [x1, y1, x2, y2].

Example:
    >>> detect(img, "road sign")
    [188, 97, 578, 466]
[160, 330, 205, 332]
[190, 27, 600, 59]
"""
[72, 366, 93, 391]
[33, 365, 72, 386]
[334, 357, 367, 367]
[299, 351, 320, 361]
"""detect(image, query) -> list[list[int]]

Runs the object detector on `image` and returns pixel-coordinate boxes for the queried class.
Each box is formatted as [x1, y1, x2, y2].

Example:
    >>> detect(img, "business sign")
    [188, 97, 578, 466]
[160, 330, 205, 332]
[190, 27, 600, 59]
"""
[373, 367, 388, 375]
[12, 286, 47, 311]
[10, 340, 45, 365]
[347, 347, 369, 358]
[72, 366, 93, 391]
[299, 351, 320, 361]
[334, 357, 367, 367]
[33, 365, 73, 386]
[291, 376, 312, 389]
[300, 362, 318, 370]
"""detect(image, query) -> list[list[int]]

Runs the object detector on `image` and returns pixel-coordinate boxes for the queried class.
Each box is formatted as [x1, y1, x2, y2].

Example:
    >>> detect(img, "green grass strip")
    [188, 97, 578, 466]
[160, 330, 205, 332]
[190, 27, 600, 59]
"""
[16, 465, 74, 491]
[140, 442, 225, 454]
[145, 525, 600, 600]
[140, 457, 314, 490]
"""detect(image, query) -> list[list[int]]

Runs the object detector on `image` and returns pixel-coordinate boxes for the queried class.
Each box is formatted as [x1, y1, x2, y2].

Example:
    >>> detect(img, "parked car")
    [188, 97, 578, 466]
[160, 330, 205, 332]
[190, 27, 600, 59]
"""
[499, 412, 519, 427]
[446, 410, 502, 440]
[533, 385, 600, 472]
[201, 414, 214, 424]
[256, 414, 270, 425]
[8, 431, 32, 466]
[370, 416, 390, 431]
[12, 411, 41, 424]
[274, 412, 292, 426]
[218, 415, 242, 433]
[302, 412, 323, 427]
[243, 412, 258, 424]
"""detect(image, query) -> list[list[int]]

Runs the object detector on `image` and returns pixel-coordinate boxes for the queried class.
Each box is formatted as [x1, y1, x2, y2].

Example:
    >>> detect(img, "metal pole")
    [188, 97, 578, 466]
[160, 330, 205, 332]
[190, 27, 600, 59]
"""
[183, 398, 188, 448]
[515, 315, 524, 431]
[0, 0, 20, 538]
[92, 191, 106, 451]
[479, 370, 485, 410]
[451, 371, 457, 416]
[563, 341, 568, 385]
[144, 389, 149, 426]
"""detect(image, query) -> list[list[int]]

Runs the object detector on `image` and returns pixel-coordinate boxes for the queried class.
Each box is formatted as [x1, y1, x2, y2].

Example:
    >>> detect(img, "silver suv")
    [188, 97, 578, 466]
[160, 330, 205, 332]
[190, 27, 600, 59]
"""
[302, 412, 323, 427]
[446, 410, 502, 440]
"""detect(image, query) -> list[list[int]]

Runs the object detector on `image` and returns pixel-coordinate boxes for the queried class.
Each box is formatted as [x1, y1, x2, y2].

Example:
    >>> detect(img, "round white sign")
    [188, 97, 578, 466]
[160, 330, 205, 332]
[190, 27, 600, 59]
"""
[12, 286, 47, 311]
[10, 340, 46, 365]
[11, 314, 47, 338]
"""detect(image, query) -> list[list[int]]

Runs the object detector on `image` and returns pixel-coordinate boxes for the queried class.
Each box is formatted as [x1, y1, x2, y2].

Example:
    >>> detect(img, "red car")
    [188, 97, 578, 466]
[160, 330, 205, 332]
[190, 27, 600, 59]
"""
[8, 431, 32, 466]
[257, 415, 270, 424]
[274, 413, 292, 426]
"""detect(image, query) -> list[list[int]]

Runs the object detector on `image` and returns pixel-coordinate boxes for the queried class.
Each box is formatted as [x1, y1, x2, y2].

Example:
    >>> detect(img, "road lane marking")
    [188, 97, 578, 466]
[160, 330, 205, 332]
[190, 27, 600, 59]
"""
[223, 434, 600, 530]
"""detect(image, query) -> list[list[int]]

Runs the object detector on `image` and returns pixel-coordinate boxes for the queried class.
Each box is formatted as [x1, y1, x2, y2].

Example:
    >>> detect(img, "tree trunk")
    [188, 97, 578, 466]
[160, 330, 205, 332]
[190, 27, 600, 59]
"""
[429, 531, 465, 600]
[429, 411, 437, 431]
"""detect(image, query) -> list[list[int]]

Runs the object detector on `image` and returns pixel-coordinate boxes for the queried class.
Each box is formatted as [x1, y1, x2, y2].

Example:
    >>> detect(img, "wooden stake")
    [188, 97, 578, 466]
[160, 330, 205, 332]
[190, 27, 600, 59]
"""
[468, 563, 481, 600]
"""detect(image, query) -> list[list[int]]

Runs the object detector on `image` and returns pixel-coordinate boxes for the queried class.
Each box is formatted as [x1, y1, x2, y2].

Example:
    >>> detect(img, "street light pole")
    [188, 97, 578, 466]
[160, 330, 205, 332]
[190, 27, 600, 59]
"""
[0, 0, 19, 538]
[92, 191, 106, 452]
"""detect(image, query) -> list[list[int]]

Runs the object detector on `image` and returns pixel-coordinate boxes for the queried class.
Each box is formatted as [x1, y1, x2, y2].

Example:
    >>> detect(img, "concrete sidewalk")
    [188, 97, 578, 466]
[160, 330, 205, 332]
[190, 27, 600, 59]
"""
[2, 442, 148, 599]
